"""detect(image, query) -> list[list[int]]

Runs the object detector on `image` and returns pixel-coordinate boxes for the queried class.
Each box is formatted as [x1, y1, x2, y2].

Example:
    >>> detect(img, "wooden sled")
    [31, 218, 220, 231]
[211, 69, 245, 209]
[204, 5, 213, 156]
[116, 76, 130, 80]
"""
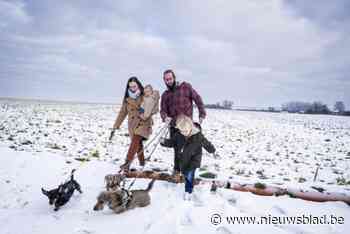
[124, 169, 350, 205]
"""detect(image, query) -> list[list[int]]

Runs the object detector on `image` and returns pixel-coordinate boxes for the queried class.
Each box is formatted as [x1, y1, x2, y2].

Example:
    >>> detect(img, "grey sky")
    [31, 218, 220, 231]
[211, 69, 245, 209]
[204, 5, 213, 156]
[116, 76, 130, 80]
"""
[0, 0, 349, 109]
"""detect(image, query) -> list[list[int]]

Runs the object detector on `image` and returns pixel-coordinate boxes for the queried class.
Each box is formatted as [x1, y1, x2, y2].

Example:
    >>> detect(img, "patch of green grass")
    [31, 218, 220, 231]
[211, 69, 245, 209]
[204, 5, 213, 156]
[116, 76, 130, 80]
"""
[235, 169, 245, 175]
[74, 158, 90, 162]
[336, 177, 350, 186]
[50, 143, 61, 150]
[254, 182, 266, 190]
[91, 149, 100, 158]
[199, 172, 217, 179]
[298, 177, 307, 183]
[199, 165, 208, 171]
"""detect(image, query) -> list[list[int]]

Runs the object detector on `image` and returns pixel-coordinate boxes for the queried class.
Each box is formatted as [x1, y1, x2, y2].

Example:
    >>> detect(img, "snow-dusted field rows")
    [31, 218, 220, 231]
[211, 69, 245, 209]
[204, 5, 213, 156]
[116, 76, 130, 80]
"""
[1, 100, 350, 189]
[0, 100, 350, 234]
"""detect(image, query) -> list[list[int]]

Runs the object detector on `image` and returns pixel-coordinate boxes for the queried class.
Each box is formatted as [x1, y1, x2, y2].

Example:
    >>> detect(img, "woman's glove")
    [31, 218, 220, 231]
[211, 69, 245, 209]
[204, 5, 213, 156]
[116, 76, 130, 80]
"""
[109, 129, 116, 141]
[138, 107, 145, 113]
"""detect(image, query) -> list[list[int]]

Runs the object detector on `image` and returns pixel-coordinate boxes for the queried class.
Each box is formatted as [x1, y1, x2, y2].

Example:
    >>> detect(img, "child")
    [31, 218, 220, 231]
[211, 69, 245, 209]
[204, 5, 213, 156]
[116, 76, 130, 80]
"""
[139, 85, 160, 121]
[160, 115, 216, 200]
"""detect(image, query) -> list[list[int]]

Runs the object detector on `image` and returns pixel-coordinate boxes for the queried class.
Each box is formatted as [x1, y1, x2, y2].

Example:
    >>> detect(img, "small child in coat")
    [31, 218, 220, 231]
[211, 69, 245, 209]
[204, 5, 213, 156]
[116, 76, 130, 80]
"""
[160, 115, 216, 200]
[139, 85, 160, 120]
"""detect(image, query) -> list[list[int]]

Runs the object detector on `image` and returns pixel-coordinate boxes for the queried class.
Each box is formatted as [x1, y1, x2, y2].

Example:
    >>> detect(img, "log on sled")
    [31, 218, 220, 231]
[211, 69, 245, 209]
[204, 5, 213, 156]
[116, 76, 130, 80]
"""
[125, 169, 187, 183]
[124, 170, 350, 205]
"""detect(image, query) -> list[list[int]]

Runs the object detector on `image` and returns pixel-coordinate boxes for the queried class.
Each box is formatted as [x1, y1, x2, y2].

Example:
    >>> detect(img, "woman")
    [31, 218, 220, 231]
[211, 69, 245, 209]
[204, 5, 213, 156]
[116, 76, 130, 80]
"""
[112, 77, 156, 171]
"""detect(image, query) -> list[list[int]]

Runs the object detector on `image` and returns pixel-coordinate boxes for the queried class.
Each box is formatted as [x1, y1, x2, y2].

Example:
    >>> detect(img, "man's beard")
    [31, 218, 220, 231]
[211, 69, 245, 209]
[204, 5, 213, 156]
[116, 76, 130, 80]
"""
[167, 81, 176, 91]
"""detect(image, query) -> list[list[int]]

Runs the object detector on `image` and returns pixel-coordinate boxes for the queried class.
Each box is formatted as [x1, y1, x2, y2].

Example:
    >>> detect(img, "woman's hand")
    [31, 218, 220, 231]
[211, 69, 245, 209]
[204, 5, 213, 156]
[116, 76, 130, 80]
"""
[109, 128, 118, 141]
[138, 107, 145, 114]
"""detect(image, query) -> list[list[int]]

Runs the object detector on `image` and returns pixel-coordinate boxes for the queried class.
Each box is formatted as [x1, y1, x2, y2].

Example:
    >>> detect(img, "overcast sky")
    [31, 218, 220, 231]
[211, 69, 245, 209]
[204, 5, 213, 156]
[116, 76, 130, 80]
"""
[1, 0, 349, 109]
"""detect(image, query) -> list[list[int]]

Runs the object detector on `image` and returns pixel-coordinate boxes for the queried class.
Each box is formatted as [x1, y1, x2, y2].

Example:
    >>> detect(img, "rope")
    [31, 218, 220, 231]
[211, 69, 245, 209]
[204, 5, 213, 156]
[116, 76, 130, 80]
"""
[145, 126, 169, 161]
[115, 123, 169, 171]
[122, 123, 169, 191]
[61, 123, 168, 182]
[143, 123, 169, 151]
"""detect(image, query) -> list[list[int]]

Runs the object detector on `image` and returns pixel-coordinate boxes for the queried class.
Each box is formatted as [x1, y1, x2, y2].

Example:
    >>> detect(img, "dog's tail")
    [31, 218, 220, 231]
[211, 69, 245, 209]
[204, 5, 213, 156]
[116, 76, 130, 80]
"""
[146, 179, 156, 192]
[41, 188, 48, 195]
[70, 169, 76, 180]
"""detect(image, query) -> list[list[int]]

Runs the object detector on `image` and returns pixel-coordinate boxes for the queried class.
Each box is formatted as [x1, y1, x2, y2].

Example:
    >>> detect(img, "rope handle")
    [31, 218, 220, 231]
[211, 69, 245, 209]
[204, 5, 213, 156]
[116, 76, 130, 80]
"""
[121, 123, 170, 191]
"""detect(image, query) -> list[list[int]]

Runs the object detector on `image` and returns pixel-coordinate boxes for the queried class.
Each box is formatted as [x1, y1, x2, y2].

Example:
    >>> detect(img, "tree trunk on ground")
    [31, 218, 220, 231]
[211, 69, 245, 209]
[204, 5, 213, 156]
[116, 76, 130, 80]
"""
[124, 170, 350, 205]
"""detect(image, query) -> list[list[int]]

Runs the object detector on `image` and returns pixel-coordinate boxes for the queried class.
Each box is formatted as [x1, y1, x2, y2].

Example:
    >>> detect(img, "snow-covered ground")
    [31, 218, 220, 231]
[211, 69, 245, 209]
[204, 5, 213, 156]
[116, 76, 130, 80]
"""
[0, 99, 349, 234]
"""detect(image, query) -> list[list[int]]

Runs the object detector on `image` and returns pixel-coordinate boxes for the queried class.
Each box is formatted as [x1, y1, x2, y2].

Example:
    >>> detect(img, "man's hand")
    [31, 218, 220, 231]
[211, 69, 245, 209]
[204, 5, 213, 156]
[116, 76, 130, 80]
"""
[160, 137, 167, 146]
[165, 117, 172, 125]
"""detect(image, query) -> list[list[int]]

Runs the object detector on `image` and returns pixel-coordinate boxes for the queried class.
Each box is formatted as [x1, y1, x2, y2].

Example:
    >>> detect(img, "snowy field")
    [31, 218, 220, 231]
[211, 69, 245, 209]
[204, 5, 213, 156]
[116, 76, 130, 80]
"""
[0, 99, 349, 234]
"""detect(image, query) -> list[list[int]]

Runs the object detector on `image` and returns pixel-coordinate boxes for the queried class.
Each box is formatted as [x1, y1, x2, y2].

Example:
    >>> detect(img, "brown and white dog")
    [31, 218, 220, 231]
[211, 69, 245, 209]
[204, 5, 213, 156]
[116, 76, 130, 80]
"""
[93, 179, 155, 214]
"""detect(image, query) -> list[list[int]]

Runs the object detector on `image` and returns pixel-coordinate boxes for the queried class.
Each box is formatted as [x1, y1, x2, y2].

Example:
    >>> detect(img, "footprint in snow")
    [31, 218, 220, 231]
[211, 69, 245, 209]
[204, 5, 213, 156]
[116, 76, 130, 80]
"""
[216, 226, 234, 234]
[76, 229, 94, 234]
[180, 211, 193, 226]
[227, 197, 237, 207]
[192, 193, 204, 207]
[179, 203, 193, 226]
[52, 214, 60, 220]
[272, 205, 286, 215]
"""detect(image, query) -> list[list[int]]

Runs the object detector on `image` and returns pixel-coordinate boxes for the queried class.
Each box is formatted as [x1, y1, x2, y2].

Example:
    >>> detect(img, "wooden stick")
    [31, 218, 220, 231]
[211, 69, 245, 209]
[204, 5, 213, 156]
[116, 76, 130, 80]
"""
[313, 165, 320, 182]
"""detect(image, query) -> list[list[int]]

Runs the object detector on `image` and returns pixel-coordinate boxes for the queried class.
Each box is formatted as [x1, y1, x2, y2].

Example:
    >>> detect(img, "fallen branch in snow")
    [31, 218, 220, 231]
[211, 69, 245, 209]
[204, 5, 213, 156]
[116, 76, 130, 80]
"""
[215, 181, 350, 205]
[124, 170, 350, 205]
[313, 165, 320, 182]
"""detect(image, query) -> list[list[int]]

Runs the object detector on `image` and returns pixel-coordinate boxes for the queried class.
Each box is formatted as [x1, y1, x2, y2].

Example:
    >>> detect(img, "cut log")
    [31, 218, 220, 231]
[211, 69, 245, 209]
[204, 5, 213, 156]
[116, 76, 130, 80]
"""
[124, 170, 350, 205]
[126, 169, 186, 183]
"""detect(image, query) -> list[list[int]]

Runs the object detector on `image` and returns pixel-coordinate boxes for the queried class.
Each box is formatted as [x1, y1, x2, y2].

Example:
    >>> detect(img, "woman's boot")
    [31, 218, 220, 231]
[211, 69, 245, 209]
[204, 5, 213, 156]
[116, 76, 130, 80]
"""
[120, 160, 131, 172]
[137, 150, 145, 166]
[137, 139, 145, 166]
[122, 135, 143, 172]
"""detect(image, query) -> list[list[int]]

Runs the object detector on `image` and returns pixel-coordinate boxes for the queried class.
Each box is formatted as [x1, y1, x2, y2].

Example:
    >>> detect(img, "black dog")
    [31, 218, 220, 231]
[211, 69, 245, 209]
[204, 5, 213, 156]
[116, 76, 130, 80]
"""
[42, 169, 82, 211]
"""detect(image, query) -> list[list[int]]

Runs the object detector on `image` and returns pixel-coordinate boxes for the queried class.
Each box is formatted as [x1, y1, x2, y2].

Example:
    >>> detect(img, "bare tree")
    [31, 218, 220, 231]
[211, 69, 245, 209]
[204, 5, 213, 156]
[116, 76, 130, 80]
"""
[281, 101, 311, 113]
[282, 101, 330, 114]
[334, 101, 345, 113]
[222, 100, 234, 109]
[306, 101, 330, 114]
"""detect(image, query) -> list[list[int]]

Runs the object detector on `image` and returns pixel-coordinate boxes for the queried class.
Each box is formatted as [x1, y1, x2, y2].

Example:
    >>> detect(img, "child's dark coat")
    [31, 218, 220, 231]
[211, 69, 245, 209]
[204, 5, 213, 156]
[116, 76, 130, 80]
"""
[161, 129, 215, 173]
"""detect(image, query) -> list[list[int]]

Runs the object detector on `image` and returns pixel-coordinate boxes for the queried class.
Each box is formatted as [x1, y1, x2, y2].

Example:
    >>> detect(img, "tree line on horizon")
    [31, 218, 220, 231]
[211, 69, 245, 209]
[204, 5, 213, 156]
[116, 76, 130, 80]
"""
[204, 100, 349, 116]
[280, 101, 349, 115]
[204, 100, 234, 110]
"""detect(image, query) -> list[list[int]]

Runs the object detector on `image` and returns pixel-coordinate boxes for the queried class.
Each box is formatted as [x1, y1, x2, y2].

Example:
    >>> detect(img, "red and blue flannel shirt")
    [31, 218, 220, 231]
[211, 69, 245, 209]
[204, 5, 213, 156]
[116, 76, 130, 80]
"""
[160, 82, 206, 124]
